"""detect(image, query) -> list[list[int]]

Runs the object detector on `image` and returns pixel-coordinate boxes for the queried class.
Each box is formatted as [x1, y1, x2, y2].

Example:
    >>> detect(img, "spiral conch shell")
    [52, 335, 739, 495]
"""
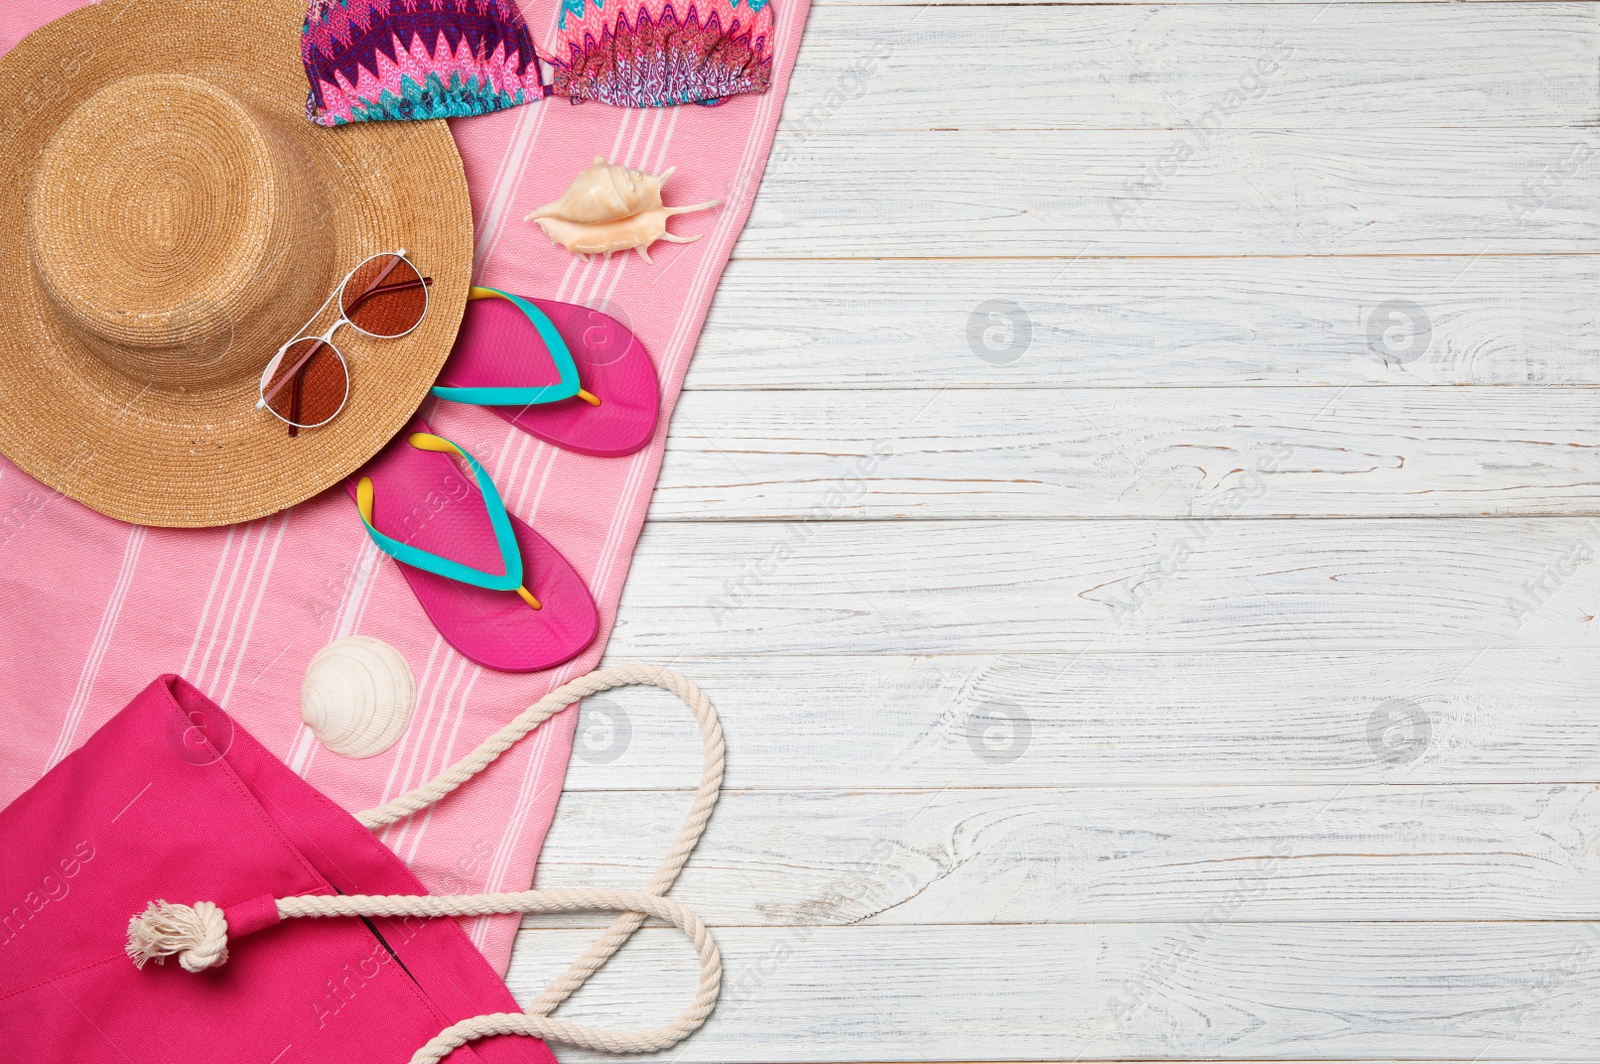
[525, 156, 719, 264]
[300, 636, 416, 759]
[527, 156, 669, 224]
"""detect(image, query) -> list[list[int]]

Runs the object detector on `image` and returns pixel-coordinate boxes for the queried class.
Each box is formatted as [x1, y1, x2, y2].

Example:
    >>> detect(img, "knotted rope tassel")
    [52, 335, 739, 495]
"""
[127, 665, 726, 1062]
[125, 899, 227, 973]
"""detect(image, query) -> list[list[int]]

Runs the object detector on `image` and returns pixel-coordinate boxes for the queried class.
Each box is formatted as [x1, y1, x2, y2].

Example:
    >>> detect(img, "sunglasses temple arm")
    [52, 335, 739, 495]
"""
[256, 282, 344, 408]
[290, 252, 413, 340]
[351, 255, 406, 308]
[342, 275, 434, 320]
[287, 368, 304, 439]
[259, 337, 331, 405]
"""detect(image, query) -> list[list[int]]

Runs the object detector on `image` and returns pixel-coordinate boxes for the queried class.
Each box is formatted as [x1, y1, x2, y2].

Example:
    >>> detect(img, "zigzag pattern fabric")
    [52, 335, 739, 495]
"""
[549, 0, 774, 108]
[302, 0, 543, 126]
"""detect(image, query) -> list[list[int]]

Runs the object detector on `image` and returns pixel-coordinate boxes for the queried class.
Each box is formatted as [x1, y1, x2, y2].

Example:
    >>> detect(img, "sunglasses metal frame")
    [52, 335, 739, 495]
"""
[257, 249, 430, 430]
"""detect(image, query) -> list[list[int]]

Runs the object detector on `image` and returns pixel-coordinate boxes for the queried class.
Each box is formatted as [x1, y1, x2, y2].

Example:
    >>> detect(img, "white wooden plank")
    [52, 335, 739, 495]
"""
[560, 649, 1600, 790]
[652, 386, 1600, 520]
[812, 0, 1559, 8]
[536, 784, 1600, 925]
[785, 6, 1596, 130]
[504, 924, 1600, 1061]
[493, 8, 1600, 1064]
[690, 256, 1600, 388]
[741, 128, 1599, 257]
[612, 518, 1600, 656]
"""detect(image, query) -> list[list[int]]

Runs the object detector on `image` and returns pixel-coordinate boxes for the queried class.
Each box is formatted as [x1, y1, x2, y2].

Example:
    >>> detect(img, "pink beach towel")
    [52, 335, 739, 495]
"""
[0, 0, 808, 976]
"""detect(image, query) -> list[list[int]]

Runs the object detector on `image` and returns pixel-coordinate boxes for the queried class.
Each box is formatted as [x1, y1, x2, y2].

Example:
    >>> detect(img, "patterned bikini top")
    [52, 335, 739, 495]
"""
[301, 0, 542, 126]
[301, 0, 773, 126]
[548, 0, 774, 108]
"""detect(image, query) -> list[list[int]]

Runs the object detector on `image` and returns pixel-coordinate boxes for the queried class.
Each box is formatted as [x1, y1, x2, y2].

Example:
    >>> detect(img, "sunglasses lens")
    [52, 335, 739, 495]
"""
[263, 338, 348, 427]
[342, 254, 427, 338]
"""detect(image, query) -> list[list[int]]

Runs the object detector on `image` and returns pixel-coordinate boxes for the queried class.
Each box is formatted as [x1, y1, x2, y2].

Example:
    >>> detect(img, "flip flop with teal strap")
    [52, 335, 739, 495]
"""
[431, 287, 660, 457]
[346, 418, 598, 673]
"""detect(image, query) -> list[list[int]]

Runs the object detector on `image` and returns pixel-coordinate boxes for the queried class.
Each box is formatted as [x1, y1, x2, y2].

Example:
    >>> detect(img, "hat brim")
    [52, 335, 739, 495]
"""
[0, 0, 474, 528]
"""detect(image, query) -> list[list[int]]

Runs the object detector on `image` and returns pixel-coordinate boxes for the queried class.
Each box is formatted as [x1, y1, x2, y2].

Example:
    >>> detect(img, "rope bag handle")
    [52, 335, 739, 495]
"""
[127, 664, 726, 1063]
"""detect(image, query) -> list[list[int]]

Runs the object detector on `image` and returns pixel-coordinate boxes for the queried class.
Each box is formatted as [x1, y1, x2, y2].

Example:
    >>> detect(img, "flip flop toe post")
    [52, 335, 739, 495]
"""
[348, 420, 599, 672]
[432, 287, 660, 457]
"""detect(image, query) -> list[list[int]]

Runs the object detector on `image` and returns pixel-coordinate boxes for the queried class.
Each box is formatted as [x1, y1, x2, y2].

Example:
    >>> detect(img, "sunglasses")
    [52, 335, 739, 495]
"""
[257, 250, 432, 433]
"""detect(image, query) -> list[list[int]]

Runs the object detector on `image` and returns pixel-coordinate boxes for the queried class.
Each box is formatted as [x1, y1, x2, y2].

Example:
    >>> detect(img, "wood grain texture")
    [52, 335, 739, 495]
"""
[813, 0, 1568, 8]
[562, 650, 1600, 790]
[504, 924, 1600, 1061]
[497, 2, 1600, 1060]
[785, 6, 1597, 130]
[536, 784, 1600, 924]
[611, 518, 1600, 655]
[652, 387, 1600, 519]
[744, 129, 1599, 257]
[689, 256, 1600, 389]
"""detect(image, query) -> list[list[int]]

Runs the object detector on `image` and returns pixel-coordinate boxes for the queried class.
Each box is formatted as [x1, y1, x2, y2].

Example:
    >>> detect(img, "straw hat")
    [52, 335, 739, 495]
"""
[0, 0, 473, 527]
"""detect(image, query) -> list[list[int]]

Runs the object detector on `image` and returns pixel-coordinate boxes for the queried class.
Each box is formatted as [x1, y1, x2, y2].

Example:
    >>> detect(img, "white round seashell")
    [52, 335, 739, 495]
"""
[300, 636, 416, 759]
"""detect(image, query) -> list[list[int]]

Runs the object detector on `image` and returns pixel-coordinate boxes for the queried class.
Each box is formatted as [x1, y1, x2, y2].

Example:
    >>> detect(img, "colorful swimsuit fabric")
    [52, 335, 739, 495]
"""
[549, 0, 775, 107]
[301, 0, 544, 126]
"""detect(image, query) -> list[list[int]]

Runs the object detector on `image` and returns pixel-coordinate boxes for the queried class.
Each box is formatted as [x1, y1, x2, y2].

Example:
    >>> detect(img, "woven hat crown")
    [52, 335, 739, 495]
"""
[26, 73, 332, 389]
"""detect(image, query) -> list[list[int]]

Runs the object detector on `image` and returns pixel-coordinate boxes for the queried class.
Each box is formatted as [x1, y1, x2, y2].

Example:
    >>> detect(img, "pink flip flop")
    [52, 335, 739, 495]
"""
[346, 418, 598, 673]
[431, 287, 661, 458]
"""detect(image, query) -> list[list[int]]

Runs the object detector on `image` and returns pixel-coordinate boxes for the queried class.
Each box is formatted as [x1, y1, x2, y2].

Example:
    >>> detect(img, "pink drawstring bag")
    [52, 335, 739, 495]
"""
[0, 668, 724, 1063]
